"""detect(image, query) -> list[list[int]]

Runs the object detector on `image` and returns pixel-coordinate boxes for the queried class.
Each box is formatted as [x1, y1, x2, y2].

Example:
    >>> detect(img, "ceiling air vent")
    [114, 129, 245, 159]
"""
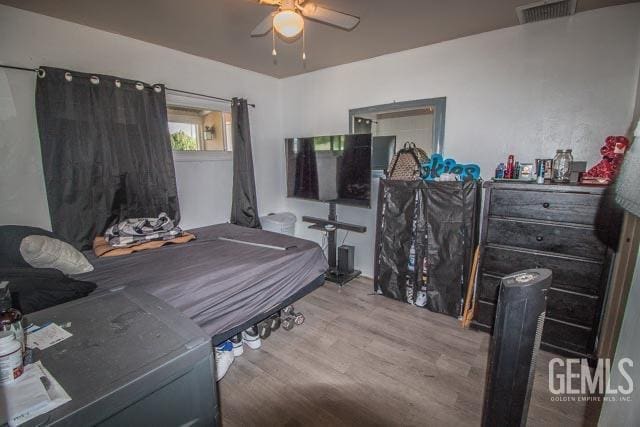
[516, 0, 577, 24]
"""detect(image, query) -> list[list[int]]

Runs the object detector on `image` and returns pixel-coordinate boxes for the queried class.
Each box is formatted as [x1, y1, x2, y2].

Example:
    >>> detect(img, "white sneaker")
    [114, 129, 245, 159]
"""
[231, 333, 244, 357]
[415, 290, 427, 307]
[215, 341, 235, 381]
[242, 326, 262, 350]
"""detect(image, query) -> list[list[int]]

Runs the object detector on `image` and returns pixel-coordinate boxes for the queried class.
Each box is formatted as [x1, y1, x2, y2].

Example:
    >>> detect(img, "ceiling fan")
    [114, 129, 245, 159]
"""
[251, 0, 360, 40]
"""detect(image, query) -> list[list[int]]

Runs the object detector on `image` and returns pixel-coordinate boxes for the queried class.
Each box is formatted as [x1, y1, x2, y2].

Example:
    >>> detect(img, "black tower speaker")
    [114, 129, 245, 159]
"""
[482, 268, 552, 427]
[337, 245, 355, 274]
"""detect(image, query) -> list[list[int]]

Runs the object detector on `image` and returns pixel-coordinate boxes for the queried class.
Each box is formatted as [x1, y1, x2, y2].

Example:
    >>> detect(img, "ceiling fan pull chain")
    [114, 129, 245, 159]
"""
[302, 27, 307, 61]
[272, 27, 277, 56]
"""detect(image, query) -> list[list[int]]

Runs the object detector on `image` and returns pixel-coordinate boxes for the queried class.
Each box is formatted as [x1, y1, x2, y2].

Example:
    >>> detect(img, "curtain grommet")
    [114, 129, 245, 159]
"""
[115, 79, 121, 88]
[153, 85, 162, 93]
[135, 82, 144, 91]
[37, 68, 46, 79]
[64, 72, 73, 82]
[90, 75, 100, 85]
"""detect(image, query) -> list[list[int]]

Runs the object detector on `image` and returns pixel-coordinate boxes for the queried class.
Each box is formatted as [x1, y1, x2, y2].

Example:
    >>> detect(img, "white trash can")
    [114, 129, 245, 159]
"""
[260, 212, 297, 236]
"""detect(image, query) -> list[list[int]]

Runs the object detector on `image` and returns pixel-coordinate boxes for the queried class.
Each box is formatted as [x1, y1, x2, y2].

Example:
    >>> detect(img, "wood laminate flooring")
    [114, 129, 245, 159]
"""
[219, 278, 597, 426]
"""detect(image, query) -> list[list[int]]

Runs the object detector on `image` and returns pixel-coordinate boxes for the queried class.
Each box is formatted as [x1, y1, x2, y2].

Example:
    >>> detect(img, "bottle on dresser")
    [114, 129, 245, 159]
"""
[0, 281, 24, 354]
[0, 281, 24, 384]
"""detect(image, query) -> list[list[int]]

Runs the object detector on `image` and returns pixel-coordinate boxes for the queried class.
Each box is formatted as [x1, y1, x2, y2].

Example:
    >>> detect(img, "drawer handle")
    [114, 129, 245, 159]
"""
[536, 236, 544, 242]
[542, 202, 550, 208]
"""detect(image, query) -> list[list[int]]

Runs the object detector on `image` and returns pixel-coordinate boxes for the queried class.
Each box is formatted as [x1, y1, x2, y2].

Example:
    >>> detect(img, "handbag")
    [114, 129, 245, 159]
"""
[388, 142, 428, 180]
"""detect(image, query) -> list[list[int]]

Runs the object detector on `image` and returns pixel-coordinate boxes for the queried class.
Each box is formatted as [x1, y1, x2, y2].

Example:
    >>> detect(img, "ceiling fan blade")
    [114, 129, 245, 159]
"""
[299, 3, 360, 30]
[250, 12, 275, 37]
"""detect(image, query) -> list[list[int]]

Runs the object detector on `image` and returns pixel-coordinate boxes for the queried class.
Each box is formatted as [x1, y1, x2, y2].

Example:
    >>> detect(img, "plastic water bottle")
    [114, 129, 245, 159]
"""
[408, 243, 416, 272]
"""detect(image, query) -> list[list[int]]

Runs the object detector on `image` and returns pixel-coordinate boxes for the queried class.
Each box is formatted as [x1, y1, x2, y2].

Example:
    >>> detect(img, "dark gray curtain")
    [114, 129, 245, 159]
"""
[230, 98, 261, 228]
[35, 67, 180, 250]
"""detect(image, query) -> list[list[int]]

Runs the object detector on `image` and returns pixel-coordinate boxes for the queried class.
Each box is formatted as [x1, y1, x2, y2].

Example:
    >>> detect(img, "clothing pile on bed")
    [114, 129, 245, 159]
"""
[93, 213, 195, 257]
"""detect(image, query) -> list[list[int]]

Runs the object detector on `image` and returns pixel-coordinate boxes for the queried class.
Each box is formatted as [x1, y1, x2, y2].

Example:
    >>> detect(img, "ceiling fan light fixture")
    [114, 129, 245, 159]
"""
[273, 10, 304, 38]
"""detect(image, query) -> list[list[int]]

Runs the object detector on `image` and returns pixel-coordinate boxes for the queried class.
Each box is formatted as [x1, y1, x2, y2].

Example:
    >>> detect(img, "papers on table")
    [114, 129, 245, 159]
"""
[0, 361, 71, 426]
[26, 323, 72, 350]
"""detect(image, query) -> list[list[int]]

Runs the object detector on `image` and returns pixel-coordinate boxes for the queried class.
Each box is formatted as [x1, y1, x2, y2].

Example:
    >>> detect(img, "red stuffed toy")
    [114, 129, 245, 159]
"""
[582, 136, 631, 184]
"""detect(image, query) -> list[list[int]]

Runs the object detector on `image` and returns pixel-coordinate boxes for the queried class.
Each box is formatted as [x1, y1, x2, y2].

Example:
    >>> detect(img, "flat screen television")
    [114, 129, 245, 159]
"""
[285, 134, 371, 207]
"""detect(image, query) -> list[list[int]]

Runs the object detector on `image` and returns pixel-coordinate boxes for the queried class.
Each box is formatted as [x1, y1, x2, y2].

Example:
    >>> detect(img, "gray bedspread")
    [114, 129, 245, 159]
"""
[76, 224, 328, 338]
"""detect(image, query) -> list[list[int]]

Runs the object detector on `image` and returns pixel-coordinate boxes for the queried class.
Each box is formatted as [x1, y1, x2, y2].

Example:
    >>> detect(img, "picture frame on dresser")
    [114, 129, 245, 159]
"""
[471, 181, 623, 361]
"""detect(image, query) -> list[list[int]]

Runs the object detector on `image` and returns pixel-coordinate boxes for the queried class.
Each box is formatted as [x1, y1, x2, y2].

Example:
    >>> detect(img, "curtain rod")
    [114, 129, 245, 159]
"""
[0, 64, 255, 108]
[166, 88, 255, 108]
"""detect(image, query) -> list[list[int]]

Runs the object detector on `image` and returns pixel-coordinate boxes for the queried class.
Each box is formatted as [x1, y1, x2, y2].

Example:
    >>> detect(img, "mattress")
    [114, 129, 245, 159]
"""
[76, 223, 328, 338]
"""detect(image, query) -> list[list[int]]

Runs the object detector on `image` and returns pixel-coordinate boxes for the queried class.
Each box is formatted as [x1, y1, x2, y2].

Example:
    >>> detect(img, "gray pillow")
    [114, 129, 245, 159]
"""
[19, 235, 93, 275]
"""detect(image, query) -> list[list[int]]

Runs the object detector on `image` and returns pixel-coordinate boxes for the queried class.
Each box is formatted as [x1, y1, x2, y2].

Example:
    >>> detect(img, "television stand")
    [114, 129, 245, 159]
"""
[325, 268, 362, 286]
[302, 202, 367, 287]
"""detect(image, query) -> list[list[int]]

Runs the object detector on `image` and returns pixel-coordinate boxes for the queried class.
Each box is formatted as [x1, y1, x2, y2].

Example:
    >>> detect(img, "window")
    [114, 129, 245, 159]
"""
[305, 135, 345, 152]
[223, 112, 232, 152]
[167, 105, 233, 152]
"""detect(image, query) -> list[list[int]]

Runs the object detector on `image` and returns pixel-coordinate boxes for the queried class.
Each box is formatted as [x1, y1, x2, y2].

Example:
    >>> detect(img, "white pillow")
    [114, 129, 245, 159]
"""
[19, 235, 94, 275]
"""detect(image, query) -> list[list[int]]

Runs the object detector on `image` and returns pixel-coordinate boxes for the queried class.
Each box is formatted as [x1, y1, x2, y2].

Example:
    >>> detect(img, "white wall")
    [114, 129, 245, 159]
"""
[281, 4, 640, 277]
[0, 5, 284, 231]
[376, 113, 433, 155]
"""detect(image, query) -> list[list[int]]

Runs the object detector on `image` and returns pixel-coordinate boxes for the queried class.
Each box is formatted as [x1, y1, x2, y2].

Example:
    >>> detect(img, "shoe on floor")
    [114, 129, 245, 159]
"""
[415, 290, 427, 307]
[231, 333, 244, 357]
[215, 340, 235, 381]
[257, 320, 271, 339]
[242, 326, 262, 350]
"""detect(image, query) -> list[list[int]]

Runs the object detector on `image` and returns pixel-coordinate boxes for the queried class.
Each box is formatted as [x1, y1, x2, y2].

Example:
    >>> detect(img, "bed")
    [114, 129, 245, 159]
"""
[75, 223, 328, 344]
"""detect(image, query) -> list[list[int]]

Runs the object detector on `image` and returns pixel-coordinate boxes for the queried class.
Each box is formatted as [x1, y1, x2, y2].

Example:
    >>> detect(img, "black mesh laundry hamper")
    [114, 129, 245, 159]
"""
[374, 179, 481, 317]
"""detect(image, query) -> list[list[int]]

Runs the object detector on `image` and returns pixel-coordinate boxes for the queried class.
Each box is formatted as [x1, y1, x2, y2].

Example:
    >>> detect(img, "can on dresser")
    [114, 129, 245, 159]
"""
[544, 159, 553, 179]
[535, 159, 553, 181]
[536, 160, 545, 184]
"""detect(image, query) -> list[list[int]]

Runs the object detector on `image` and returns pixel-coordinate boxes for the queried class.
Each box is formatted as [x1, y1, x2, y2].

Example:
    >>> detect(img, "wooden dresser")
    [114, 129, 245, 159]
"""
[472, 181, 621, 359]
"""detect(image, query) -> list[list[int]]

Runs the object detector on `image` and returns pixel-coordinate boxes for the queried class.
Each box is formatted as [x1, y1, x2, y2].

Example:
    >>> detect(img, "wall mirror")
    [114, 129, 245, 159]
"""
[349, 97, 446, 173]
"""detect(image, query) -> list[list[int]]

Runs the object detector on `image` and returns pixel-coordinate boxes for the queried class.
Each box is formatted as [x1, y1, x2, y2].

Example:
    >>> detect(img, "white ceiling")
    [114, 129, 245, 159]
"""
[1, 0, 637, 78]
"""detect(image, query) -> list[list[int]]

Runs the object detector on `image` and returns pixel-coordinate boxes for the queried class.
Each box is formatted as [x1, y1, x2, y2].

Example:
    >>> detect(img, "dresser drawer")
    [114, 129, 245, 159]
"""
[486, 218, 607, 260]
[482, 246, 603, 296]
[473, 299, 496, 327]
[546, 288, 600, 328]
[477, 274, 599, 327]
[472, 300, 594, 356]
[490, 189, 602, 225]
[542, 318, 594, 357]
[477, 273, 501, 301]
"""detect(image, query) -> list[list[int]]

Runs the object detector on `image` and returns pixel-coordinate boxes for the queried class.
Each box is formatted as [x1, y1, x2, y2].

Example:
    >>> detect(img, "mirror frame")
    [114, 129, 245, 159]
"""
[348, 97, 447, 155]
